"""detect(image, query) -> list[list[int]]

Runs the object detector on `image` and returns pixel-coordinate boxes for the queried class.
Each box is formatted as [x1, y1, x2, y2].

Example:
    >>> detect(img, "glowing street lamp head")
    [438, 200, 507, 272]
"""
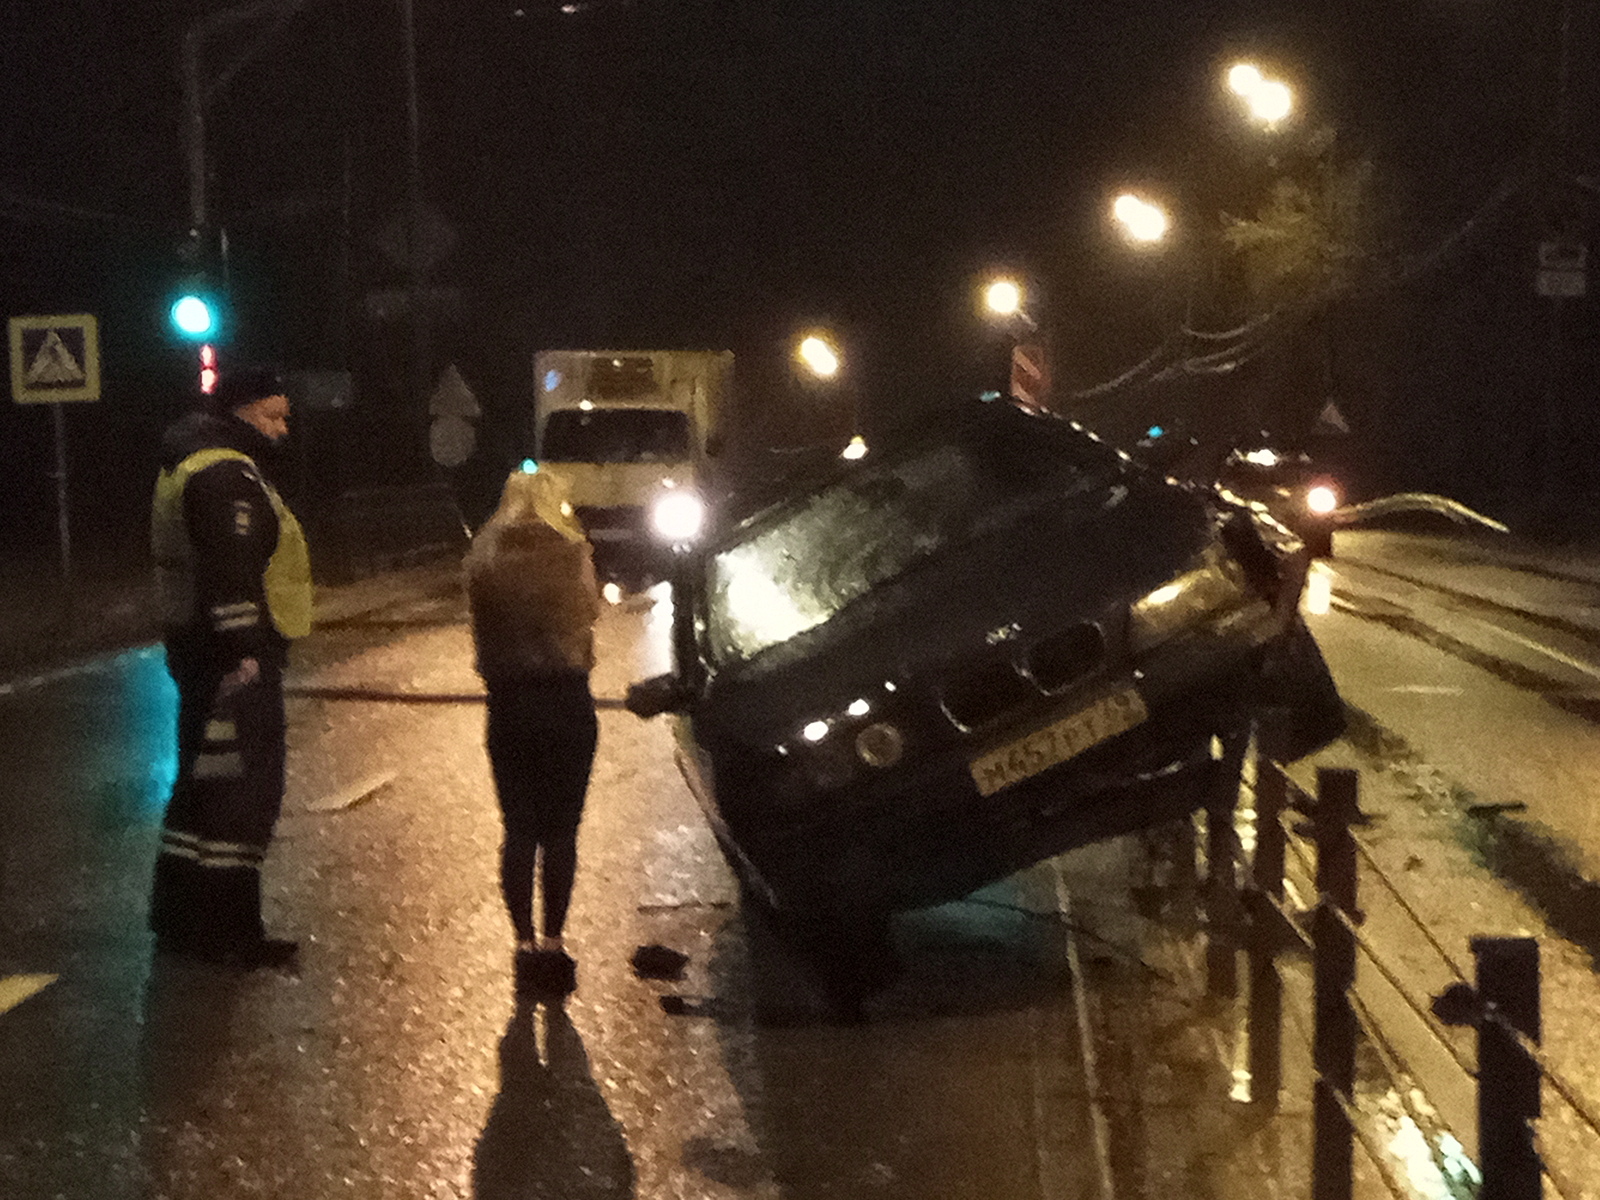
[1227, 62, 1263, 96]
[797, 334, 840, 379]
[1248, 79, 1293, 125]
[1226, 61, 1293, 126]
[984, 278, 1023, 317]
[1112, 193, 1169, 244]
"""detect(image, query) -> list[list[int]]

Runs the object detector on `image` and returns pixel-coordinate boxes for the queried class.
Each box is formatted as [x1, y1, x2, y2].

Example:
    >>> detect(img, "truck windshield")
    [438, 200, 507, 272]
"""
[541, 409, 692, 464]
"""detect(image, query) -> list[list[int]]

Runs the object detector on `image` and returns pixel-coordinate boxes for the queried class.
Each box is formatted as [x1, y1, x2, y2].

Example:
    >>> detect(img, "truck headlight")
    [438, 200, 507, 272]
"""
[651, 489, 706, 543]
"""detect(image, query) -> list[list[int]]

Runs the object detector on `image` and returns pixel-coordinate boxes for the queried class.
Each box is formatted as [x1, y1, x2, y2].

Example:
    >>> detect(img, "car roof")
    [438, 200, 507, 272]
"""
[715, 401, 1123, 545]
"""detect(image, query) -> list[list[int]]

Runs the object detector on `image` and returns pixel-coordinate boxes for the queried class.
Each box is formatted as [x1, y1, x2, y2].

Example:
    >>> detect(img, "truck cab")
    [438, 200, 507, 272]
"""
[532, 349, 732, 590]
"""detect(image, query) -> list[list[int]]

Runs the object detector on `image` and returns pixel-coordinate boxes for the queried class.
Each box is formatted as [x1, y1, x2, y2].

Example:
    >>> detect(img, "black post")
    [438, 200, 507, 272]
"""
[1171, 813, 1200, 937]
[1312, 767, 1359, 1200]
[1247, 755, 1287, 1108]
[669, 549, 702, 691]
[1474, 936, 1542, 1200]
[1205, 735, 1246, 997]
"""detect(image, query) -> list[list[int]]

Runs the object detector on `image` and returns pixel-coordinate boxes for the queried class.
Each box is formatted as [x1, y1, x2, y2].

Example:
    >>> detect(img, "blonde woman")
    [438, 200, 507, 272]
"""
[465, 468, 601, 998]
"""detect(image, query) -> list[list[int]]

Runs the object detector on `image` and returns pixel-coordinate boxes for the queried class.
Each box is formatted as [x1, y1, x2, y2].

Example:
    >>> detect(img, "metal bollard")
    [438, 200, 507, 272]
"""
[1474, 936, 1541, 1200]
[1312, 767, 1359, 1200]
[1246, 756, 1288, 1108]
[1204, 732, 1248, 998]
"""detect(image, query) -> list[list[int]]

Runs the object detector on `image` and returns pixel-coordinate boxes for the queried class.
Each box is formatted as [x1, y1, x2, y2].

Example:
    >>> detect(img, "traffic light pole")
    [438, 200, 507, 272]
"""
[402, 0, 433, 446]
[181, 2, 314, 233]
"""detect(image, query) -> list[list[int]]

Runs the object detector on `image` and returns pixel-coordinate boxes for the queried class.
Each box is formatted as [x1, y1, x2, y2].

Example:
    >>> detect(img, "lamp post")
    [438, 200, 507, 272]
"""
[981, 274, 1053, 410]
[793, 331, 865, 460]
[182, 1, 314, 236]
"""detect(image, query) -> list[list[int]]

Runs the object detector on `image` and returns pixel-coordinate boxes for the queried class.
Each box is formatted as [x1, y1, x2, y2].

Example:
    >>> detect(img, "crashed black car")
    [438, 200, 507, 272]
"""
[627, 400, 1344, 934]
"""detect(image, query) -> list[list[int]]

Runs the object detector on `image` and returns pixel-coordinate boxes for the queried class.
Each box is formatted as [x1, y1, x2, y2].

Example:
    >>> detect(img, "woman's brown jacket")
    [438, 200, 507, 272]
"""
[465, 518, 600, 682]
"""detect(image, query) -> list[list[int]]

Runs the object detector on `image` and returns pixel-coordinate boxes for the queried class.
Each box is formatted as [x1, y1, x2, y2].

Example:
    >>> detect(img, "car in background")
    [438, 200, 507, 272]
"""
[1215, 446, 1342, 558]
[626, 400, 1345, 951]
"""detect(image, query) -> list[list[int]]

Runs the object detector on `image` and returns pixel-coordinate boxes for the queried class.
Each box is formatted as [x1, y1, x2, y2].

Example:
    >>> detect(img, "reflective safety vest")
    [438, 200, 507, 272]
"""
[151, 447, 313, 639]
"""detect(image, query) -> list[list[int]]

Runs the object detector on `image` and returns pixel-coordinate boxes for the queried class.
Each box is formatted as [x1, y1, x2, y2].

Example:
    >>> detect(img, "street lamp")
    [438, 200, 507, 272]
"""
[796, 333, 840, 379]
[982, 276, 1037, 330]
[793, 331, 866, 459]
[984, 278, 1022, 318]
[1111, 193, 1171, 245]
[1226, 61, 1293, 127]
[980, 274, 1051, 408]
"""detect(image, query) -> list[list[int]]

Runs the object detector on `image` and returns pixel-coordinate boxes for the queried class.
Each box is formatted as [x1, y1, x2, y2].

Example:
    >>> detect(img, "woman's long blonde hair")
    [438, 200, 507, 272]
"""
[484, 467, 587, 543]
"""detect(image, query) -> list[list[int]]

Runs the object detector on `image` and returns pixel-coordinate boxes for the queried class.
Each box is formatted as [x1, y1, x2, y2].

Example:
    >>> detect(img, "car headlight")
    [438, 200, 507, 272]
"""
[1304, 483, 1339, 515]
[1127, 542, 1253, 653]
[651, 488, 705, 543]
[855, 722, 905, 768]
[777, 693, 906, 800]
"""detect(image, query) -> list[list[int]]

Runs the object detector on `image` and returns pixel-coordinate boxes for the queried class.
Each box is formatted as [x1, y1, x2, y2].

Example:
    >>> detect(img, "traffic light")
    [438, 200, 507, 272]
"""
[198, 343, 219, 395]
[170, 290, 219, 339]
[168, 227, 227, 343]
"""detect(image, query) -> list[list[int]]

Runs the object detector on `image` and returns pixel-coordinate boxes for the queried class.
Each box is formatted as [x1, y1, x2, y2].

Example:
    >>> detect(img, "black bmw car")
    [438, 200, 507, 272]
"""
[627, 400, 1344, 937]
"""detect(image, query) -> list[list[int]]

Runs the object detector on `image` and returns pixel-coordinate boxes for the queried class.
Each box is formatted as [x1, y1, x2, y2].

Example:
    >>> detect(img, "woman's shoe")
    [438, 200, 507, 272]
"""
[513, 948, 550, 997]
[514, 949, 576, 998]
[548, 950, 577, 996]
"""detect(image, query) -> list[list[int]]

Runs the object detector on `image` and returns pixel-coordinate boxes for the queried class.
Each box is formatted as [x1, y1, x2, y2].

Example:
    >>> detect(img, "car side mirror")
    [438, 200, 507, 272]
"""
[625, 672, 694, 718]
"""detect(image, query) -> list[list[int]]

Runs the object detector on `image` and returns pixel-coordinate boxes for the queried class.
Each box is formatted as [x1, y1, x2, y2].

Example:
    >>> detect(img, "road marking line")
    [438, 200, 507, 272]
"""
[305, 771, 396, 813]
[1051, 861, 1117, 1200]
[0, 974, 58, 1015]
[1478, 621, 1600, 682]
[0, 645, 161, 698]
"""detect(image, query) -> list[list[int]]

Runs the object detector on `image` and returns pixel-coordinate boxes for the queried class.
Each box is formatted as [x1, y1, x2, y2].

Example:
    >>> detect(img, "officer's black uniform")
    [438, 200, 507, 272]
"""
[148, 372, 311, 969]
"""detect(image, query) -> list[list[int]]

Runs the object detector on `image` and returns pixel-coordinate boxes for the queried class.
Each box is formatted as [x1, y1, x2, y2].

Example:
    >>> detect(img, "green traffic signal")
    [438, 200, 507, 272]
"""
[170, 294, 217, 339]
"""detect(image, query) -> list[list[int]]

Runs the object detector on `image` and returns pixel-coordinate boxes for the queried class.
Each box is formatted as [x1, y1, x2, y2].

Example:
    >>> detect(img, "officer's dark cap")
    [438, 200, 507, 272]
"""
[213, 365, 287, 412]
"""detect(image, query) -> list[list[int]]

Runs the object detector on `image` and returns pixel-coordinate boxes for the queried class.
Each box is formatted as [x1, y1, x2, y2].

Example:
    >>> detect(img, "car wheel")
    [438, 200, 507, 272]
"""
[788, 906, 897, 1024]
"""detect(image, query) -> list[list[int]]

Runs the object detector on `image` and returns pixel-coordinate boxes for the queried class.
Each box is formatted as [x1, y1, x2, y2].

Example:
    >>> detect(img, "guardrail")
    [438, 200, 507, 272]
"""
[1194, 750, 1600, 1200]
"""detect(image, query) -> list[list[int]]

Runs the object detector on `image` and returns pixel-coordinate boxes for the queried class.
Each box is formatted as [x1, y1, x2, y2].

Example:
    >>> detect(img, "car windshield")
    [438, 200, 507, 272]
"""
[702, 407, 1125, 665]
[540, 408, 692, 464]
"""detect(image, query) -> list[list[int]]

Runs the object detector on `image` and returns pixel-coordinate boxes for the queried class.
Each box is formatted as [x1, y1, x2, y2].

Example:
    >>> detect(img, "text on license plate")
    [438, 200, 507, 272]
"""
[969, 686, 1149, 798]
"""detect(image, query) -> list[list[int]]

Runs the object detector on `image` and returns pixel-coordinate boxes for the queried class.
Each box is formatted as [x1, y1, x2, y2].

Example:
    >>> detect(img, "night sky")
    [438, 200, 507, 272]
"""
[1, 0, 1594, 555]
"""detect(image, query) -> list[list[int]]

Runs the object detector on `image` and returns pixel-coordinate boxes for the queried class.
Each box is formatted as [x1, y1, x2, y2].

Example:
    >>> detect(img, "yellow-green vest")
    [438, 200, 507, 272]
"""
[151, 447, 313, 639]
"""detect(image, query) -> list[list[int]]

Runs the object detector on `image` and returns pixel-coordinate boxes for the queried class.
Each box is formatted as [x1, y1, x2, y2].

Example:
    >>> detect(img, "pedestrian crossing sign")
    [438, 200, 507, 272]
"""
[9, 313, 101, 404]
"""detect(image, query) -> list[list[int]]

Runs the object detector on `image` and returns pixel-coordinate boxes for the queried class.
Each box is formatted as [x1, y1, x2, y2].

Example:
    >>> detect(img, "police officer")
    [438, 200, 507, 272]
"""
[148, 365, 312, 970]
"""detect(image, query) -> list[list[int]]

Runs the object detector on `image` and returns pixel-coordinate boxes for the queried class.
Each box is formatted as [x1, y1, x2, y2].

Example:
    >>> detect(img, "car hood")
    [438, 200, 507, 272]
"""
[695, 465, 1224, 743]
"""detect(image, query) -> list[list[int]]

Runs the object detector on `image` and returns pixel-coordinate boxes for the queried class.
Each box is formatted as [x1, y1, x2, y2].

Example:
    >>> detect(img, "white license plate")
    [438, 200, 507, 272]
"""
[969, 686, 1149, 798]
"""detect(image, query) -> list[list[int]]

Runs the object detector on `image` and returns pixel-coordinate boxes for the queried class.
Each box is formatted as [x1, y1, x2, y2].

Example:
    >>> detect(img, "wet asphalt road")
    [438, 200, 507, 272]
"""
[0, 566, 1270, 1200]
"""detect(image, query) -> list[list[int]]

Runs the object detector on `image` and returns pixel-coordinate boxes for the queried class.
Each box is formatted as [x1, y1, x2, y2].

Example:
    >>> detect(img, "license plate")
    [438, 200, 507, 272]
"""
[969, 686, 1148, 798]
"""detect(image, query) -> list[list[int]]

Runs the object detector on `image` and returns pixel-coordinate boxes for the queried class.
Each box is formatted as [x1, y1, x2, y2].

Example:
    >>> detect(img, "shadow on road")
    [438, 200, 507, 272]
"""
[472, 1001, 636, 1200]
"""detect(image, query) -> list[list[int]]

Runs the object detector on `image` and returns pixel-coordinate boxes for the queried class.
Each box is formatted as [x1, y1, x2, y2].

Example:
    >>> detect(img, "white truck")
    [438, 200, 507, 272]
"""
[531, 349, 733, 588]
